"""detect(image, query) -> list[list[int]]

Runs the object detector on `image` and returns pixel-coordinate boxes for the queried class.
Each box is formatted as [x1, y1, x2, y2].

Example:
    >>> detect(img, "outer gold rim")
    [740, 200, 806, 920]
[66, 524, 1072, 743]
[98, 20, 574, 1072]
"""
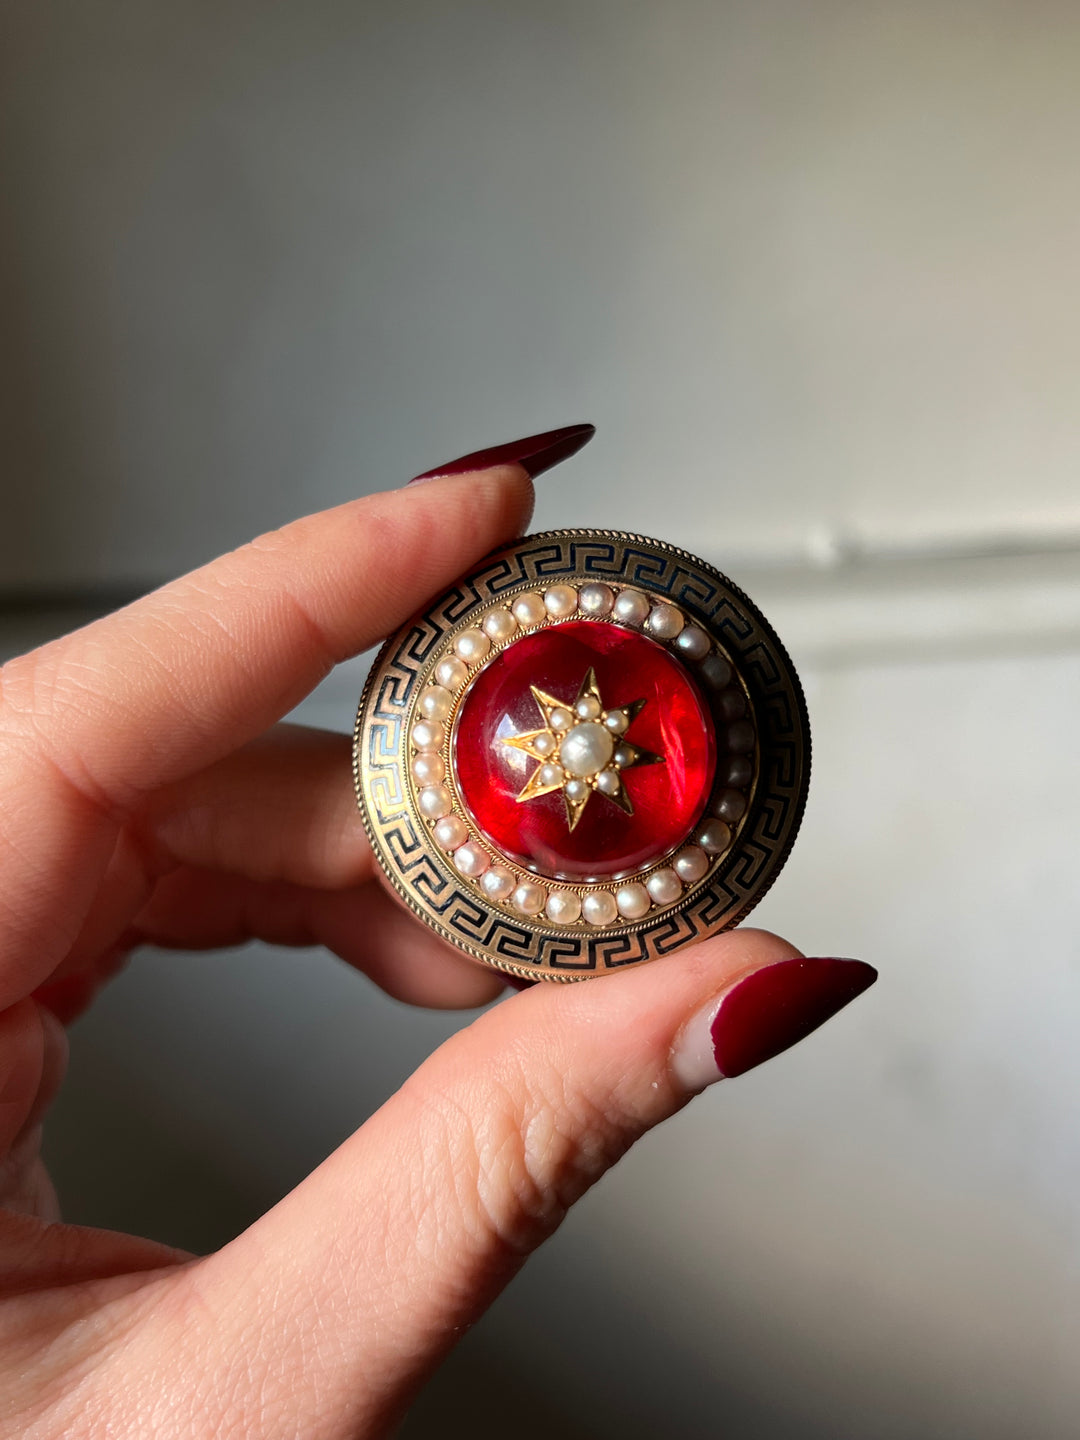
[353, 529, 811, 981]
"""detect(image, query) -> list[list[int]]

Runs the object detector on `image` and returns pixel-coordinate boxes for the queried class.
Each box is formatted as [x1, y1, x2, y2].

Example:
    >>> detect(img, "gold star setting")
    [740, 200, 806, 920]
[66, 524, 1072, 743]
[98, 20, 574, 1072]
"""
[500, 668, 662, 831]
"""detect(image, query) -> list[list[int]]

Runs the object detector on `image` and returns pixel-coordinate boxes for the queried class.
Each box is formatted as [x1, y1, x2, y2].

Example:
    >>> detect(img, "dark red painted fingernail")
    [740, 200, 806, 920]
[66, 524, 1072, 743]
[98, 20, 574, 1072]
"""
[672, 957, 877, 1088]
[409, 423, 595, 484]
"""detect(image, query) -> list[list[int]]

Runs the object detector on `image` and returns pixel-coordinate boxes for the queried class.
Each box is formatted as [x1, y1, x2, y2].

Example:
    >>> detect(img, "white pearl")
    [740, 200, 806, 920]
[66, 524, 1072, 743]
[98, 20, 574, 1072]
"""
[674, 625, 710, 660]
[512, 591, 546, 626]
[726, 721, 755, 753]
[595, 768, 621, 797]
[481, 866, 516, 901]
[543, 585, 578, 618]
[582, 891, 618, 926]
[546, 890, 582, 925]
[565, 777, 589, 802]
[482, 608, 517, 642]
[533, 732, 555, 756]
[578, 584, 614, 616]
[646, 867, 683, 905]
[699, 654, 733, 689]
[575, 695, 601, 720]
[674, 846, 709, 882]
[433, 815, 468, 850]
[647, 604, 684, 640]
[718, 688, 747, 721]
[604, 710, 629, 734]
[616, 883, 651, 919]
[420, 685, 452, 722]
[613, 743, 635, 769]
[435, 656, 468, 690]
[453, 842, 490, 878]
[418, 785, 452, 820]
[512, 881, 546, 915]
[721, 754, 752, 787]
[412, 752, 445, 786]
[411, 719, 444, 751]
[454, 628, 491, 665]
[560, 722, 615, 777]
[549, 707, 573, 731]
[613, 589, 649, 626]
[713, 788, 747, 822]
[538, 762, 565, 788]
[697, 819, 732, 854]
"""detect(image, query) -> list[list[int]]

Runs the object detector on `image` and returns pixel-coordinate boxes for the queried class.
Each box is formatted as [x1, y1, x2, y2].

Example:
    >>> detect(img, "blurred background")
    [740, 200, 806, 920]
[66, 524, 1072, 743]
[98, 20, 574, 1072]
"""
[2, 2, 1080, 1436]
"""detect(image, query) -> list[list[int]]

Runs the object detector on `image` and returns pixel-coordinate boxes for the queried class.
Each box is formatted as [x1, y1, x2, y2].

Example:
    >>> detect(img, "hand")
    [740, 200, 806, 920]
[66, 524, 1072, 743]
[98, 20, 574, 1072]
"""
[0, 432, 875, 1438]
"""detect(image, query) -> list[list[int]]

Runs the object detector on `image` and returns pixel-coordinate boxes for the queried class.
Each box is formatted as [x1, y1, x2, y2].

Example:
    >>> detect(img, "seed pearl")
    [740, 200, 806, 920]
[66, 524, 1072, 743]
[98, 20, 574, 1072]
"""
[453, 842, 491, 878]
[544, 585, 578, 618]
[538, 762, 565, 788]
[616, 883, 651, 919]
[578, 583, 614, 616]
[565, 777, 589, 802]
[582, 891, 618, 926]
[454, 628, 491, 665]
[420, 685, 452, 722]
[595, 768, 621, 796]
[482, 608, 518, 642]
[533, 732, 555, 756]
[717, 688, 747, 721]
[697, 818, 733, 854]
[512, 591, 546, 626]
[412, 752, 445, 786]
[576, 695, 601, 720]
[411, 719, 444, 751]
[699, 654, 733, 690]
[713, 788, 747, 822]
[435, 655, 468, 690]
[647, 604, 684, 640]
[646, 867, 683, 905]
[721, 754, 753, 787]
[546, 890, 582, 925]
[674, 846, 709, 883]
[604, 709, 629, 735]
[613, 743, 635, 768]
[726, 721, 756, 753]
[482, 867, 515, 901]
[550, 707, 573, 731]
[512, 881, 547, 915]
[613, 589, 649, 627]
[418, 785, 452, 820]
[674, 625, 710, 660]
[433, 815, 467, 850]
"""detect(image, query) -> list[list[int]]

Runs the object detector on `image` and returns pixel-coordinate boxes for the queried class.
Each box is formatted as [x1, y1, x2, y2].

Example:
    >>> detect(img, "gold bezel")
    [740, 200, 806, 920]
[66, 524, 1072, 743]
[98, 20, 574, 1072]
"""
[353, 530, 810, 982]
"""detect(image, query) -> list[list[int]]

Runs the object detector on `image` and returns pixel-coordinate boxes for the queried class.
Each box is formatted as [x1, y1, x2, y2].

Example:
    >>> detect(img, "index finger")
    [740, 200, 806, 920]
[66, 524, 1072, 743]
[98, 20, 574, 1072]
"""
[3, 464, 533, 806]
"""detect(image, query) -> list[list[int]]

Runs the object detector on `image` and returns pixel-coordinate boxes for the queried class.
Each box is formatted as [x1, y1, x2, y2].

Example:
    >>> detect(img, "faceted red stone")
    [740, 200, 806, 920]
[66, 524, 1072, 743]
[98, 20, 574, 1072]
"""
[453, 620, 716, 880]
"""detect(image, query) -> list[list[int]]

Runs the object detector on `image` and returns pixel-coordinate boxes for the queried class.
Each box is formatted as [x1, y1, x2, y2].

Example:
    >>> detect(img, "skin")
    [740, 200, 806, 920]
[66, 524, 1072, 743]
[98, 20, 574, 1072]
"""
[0, 465, 800, 1439]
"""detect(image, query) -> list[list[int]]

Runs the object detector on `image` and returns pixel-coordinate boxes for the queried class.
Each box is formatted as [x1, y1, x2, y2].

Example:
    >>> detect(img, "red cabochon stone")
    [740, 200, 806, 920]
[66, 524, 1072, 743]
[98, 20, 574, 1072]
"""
[453, 620, 716, 880]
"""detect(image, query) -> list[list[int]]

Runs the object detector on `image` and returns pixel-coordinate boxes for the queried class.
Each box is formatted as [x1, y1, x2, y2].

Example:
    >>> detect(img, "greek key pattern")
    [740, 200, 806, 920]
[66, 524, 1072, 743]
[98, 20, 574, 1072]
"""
[354, 530, 810, 980]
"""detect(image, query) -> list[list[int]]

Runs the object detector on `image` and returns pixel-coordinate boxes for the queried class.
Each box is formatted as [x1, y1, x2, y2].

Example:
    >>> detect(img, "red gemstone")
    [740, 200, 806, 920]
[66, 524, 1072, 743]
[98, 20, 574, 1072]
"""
[453, 620, 716, 880]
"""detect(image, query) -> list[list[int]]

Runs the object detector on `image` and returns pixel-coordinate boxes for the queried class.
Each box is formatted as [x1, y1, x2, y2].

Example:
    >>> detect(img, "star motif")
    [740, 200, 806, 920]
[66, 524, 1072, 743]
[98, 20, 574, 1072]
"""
[500, 668, 662, 831]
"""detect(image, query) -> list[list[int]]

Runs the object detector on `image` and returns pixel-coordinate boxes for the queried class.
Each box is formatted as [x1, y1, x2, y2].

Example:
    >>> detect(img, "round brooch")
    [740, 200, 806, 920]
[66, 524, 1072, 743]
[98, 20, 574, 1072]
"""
[353, 530, 810, 983]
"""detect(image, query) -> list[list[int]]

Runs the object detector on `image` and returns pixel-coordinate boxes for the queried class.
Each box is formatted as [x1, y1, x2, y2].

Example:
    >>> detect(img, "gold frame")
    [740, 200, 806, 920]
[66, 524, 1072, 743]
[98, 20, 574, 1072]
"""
[353, 530, 810, 982]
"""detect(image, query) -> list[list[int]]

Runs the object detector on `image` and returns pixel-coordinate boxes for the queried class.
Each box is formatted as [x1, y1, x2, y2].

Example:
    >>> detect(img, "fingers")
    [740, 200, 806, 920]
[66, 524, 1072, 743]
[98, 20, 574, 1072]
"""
[129, 867, 506, 1010]
[0, 1000, 67, 1219]
[0, 466, 532, 992]
[3, 466, 534, 807]
[129, 932, 874, 1439]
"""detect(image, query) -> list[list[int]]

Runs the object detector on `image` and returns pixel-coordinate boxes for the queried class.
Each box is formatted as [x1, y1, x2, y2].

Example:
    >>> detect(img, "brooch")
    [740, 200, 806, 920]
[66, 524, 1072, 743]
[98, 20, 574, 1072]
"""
[354, 530, 809, 983]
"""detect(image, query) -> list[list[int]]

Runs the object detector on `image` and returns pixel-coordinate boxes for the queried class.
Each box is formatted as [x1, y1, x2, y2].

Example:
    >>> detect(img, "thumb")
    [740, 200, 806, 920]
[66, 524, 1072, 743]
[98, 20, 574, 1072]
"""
[127, 932, 875, 1439]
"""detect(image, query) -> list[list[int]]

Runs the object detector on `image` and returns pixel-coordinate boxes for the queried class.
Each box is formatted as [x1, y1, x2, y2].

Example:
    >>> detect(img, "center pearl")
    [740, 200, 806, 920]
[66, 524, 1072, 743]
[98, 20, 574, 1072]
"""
[559, 721, 614, 778]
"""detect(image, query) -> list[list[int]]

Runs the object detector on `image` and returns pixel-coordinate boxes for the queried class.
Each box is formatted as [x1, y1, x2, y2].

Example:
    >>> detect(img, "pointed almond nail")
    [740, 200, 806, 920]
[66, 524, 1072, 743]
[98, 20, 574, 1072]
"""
[671, 957, 877, 1090]
[409, 423, 595, 484]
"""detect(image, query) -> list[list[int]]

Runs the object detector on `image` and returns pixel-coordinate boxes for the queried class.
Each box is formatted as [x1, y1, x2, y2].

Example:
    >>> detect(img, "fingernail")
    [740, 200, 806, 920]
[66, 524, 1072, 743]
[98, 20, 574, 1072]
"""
[409, 423, 595, 484]
[671, 957, 877, 1091]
